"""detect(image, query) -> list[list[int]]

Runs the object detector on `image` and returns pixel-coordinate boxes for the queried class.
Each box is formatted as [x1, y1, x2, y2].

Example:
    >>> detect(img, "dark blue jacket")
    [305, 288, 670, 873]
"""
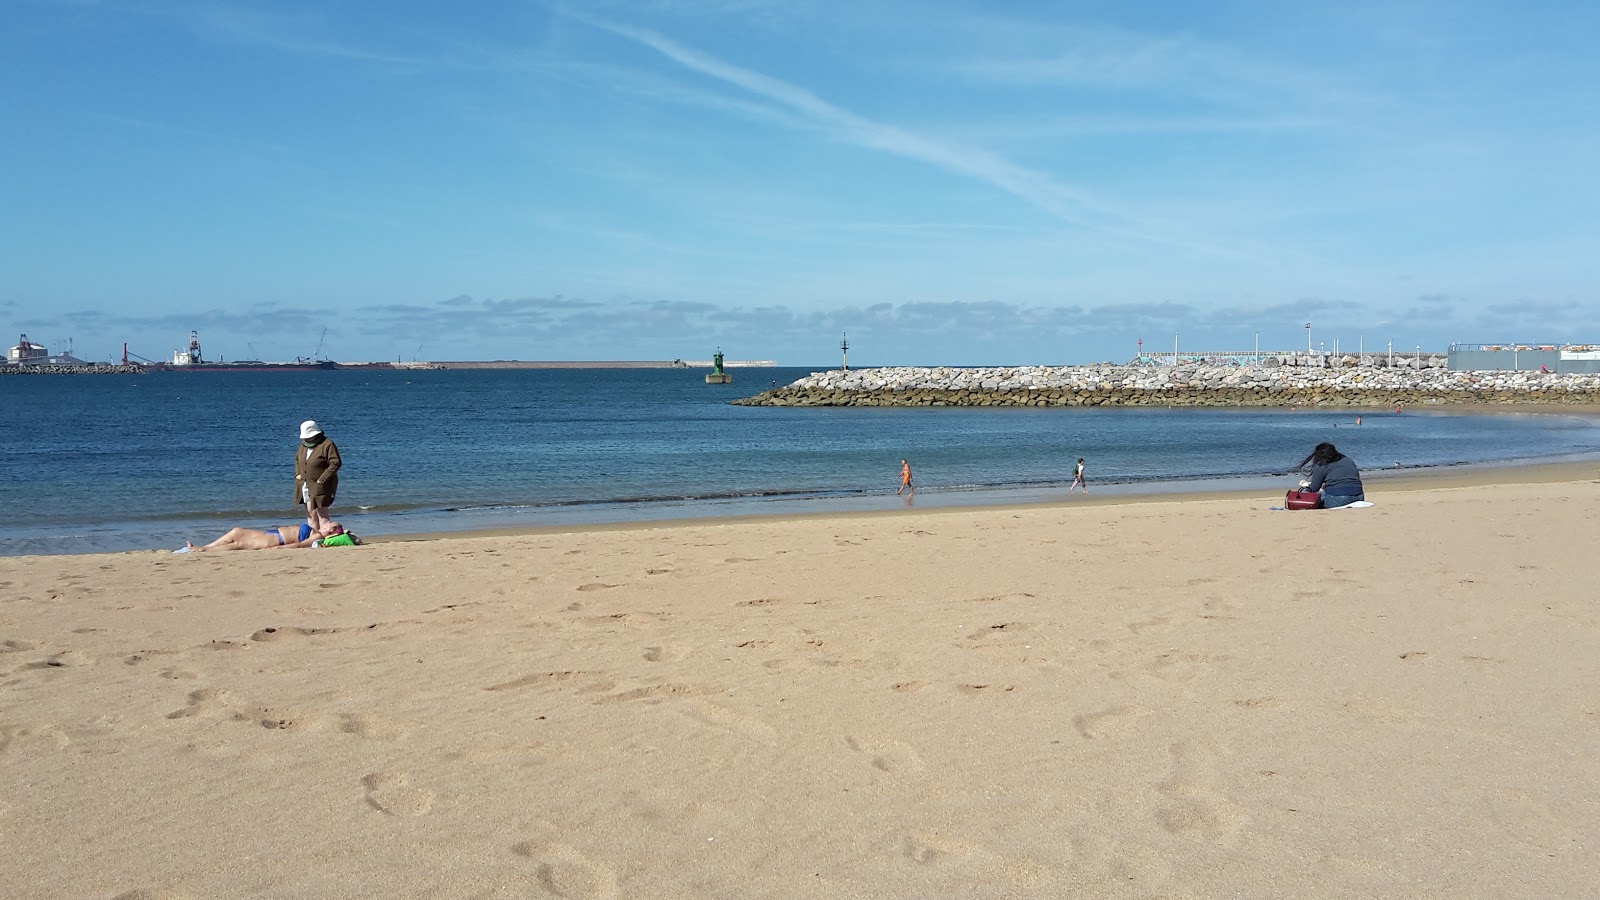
[1307, 456, 1363, 496]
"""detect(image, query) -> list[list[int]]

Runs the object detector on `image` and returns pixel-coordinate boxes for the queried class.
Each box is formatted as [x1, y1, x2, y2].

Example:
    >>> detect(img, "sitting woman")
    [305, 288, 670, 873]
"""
[183, 522, 345, 552]
[1296, 442, 1365, 508]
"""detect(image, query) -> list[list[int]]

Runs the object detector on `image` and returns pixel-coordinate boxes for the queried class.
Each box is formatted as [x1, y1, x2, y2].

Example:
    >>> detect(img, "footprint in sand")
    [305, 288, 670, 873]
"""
[1152, 742, 1245, 842]
[511, 841, 619, 899]
[235, 705, 324, 732]
[1140, 652, 1230, 684]
[0, 724, 72, 757]
[112, 890, 196, 900]
[32, 649, 94, 669]
[846, 735, 926, 774]
[1127, 615, 1173, 635]
[166, 687, 231, 719]
[591, 682, 719, 705]
[895, 830, 1039, 887]
[963, 622, 1036, 645]
[576, 583, 618, 592]
[485, 671, 590, 692]
[682, 701, 776, 741]
[1072, 704, 1148, 739]
[643, 645, 688, 663]
[955, 682, 1015, 694]
[363, 772, 434, 817]
[250, 625, 341, 642]
[339, 713, 410, 740]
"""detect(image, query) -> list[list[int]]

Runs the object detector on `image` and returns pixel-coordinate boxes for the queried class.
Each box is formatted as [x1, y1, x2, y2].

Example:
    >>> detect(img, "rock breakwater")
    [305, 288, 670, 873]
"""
[0, 364, 142, 376]
[732, 365, 1600, 408]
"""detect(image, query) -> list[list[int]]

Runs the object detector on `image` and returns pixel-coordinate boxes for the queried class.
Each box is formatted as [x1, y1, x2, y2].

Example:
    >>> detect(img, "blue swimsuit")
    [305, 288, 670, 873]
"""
[262, 524, 314, 544]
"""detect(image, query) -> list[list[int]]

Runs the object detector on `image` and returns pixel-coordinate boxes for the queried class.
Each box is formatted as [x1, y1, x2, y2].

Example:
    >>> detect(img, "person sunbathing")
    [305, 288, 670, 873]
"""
[181, 522, 351, 552]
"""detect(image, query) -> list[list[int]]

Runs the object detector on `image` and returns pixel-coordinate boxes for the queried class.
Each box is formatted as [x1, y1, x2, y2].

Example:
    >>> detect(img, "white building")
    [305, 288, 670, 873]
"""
[8, 334, 47, 364]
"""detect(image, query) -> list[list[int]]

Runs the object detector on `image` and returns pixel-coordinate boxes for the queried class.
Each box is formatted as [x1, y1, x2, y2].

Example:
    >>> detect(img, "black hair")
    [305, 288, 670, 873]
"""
[1296, 442, 1345, 471]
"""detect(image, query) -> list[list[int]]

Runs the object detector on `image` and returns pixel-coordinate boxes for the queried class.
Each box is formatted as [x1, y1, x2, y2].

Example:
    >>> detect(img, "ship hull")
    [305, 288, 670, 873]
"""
[150, 361, 339, 372]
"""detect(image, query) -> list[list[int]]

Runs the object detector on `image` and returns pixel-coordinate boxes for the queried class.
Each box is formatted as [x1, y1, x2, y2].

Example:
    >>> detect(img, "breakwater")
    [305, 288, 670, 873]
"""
[733, 364, 1600, 408]
[0, 364, 142, 375]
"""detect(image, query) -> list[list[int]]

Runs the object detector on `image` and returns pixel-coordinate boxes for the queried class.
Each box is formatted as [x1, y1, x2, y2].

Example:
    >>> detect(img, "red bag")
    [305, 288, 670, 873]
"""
[1285, 490, 1323, 510]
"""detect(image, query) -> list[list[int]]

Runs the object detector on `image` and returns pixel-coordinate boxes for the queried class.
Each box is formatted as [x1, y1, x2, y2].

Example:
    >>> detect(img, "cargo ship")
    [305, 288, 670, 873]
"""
[129, 332, 337, 372]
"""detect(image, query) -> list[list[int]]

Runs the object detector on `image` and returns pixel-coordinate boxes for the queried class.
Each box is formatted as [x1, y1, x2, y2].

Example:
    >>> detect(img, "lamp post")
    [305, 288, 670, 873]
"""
[1416, 344, 1421, 368]
[840, 332, 849, 371]
[1305, 322, 1312, 356]
[1174, 333, 1179, 366]
[1254, 331, 1259, 364]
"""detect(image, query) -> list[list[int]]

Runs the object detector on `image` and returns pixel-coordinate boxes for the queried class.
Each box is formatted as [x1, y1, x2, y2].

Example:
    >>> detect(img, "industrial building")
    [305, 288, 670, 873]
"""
[1447, 343, 1600, 373]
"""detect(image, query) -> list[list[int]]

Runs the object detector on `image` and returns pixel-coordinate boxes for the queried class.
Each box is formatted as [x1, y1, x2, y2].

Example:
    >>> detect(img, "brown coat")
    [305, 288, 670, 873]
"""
[293, 437, 341, 508]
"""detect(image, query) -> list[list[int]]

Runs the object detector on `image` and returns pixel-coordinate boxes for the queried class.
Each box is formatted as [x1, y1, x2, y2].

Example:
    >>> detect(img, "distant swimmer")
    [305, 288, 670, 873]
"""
[1069, 457, 1087, 493]
[1355, 415, 1363, 426]
[897, 459, 914, 496]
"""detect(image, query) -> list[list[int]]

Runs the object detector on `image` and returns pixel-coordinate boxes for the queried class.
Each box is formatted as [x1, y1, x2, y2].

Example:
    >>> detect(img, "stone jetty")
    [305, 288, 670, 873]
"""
[0, 364, 142, 376]
[733, 359, 1600, 408]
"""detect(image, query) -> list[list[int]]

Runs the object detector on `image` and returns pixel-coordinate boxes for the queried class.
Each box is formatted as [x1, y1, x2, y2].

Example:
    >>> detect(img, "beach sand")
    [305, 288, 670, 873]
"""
[3, 466, 1598, 898]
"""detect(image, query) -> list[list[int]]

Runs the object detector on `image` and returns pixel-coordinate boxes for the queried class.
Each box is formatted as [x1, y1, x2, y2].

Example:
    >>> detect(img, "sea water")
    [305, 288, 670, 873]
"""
[4, 367, 1599, 556]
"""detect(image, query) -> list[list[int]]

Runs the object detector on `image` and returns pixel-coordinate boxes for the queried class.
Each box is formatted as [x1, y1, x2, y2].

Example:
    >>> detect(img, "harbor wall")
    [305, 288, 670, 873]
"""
[429, 360, 687, 369]
[0, 364, 142, 375]
[732, 365, 1600, 408]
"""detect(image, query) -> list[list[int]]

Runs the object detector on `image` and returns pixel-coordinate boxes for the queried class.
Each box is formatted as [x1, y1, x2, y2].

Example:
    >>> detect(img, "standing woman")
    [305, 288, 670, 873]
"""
[294, 420, 341, 533]
[1069, 457, 1087, 493]
[1297, 442, 1364, 508]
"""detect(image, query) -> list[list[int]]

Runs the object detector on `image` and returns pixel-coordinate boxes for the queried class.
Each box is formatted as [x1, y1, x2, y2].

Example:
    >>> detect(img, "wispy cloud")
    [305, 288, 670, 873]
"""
[935, 12, 1373, 114]
[561, 11, 1219, 250]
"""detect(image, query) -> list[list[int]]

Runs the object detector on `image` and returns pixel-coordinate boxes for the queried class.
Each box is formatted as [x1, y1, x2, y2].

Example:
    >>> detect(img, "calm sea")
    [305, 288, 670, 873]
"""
[5, 367, 1599, 556]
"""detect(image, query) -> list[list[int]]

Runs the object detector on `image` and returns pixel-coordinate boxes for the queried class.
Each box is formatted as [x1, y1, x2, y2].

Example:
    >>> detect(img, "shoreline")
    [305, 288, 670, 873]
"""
[363, 456, 1599, 548]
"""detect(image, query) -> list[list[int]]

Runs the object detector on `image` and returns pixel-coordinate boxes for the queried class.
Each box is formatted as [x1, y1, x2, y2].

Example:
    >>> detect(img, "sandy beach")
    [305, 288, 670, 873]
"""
[4, 464, 1598, 899]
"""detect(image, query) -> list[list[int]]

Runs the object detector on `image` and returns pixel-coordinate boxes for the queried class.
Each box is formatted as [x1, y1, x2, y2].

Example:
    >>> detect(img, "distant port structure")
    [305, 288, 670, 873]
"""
[2, 329, 777, 374]
[1446, 343, 1600, 374]
[1129, 340, 1600, 374]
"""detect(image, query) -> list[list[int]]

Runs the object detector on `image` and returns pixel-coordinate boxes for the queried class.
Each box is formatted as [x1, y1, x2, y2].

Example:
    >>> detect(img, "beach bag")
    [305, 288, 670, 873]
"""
[1285, 490, 1323, 510]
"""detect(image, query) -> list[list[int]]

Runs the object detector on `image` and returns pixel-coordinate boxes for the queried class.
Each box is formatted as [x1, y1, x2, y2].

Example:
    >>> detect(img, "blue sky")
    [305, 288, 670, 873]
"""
[3, 0, 1597, 366]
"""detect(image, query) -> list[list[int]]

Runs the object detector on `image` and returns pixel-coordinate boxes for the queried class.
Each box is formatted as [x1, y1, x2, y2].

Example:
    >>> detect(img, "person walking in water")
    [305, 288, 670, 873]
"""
[294, 420, 341, 534]
[897, 459, 914, 496]
[1069, 457, 1087, 493]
